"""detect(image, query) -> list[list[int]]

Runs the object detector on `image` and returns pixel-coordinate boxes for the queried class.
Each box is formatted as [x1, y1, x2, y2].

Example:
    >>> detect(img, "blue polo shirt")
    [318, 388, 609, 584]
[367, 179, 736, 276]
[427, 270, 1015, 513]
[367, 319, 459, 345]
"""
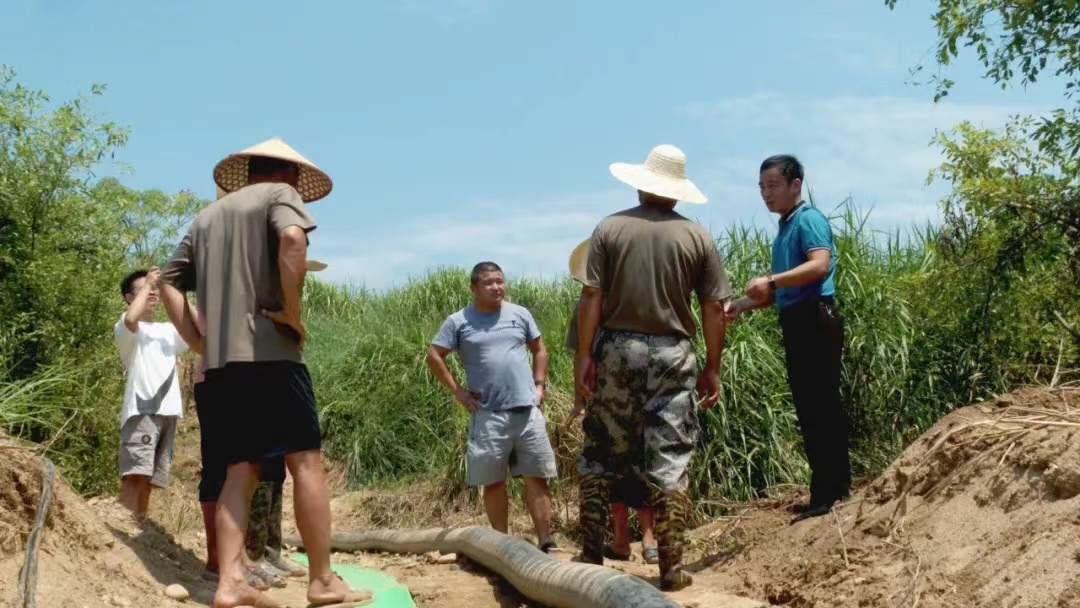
[771, 202, 836, 310]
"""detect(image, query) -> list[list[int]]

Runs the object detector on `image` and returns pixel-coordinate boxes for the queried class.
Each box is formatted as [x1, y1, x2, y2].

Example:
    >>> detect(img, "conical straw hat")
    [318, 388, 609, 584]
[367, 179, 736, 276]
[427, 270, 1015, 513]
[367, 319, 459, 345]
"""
[306, 259, 328, 272]
[213, 137, 333, 203]
[609, 144, 707, 204]
[568, 239, 590, 285]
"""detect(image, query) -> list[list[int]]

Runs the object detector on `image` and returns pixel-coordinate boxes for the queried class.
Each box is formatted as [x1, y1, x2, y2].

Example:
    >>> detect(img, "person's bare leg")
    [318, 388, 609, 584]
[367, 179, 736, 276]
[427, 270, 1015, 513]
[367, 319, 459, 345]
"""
[638, 507, 657, 550]
[201, 502, 219, 573]
[482, 481, 509, 534]
[211, 462, 260, 608]
[286, 449, 369, 605]
[138, 482, 153, 515]
[609, 502, 631, 554]
[119, 475, 150, 517]
[522, 477, 553, 545]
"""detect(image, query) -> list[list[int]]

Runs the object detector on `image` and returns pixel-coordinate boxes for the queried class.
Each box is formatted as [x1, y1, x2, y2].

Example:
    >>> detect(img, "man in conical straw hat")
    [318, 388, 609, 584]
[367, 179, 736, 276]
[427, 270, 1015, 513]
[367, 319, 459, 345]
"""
[159, 138, 370, 608]
[572, 144, 733, 590]
[565, 239, 661, 565]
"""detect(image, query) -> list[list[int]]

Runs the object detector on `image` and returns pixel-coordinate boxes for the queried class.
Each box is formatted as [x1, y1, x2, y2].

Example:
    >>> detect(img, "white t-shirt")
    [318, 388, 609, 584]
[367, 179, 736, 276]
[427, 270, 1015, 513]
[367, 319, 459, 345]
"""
[114, 313, 188, 426]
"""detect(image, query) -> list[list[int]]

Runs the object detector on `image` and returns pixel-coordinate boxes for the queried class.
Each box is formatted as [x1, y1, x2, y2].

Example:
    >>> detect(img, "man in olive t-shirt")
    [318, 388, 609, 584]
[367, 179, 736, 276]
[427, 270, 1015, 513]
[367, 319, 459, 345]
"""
[574, 144, 732, 591]
[160, 141, 370, 608]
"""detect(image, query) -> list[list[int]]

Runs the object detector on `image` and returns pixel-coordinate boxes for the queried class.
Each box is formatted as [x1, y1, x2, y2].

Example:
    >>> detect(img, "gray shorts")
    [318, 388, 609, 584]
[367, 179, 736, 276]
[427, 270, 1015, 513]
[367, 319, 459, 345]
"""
[119, 414, 177, 488]
[467, 406, 558, 487]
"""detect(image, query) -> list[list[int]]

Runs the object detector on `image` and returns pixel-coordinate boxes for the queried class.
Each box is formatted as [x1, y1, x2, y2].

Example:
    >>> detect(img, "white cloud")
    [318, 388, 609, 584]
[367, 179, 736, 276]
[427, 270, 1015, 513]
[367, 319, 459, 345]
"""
[309, 189, 632, 290]
[314, 93, 1045, 290]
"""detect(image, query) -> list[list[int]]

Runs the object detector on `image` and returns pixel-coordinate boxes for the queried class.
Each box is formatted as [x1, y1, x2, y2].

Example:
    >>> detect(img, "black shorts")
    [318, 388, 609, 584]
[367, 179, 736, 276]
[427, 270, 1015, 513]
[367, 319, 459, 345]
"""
[194, 361, 317, 501]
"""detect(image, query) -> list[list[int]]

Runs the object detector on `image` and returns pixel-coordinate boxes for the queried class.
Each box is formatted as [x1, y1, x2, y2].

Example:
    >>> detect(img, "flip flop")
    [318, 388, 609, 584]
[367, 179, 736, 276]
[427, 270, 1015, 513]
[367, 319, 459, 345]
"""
[305, 591, 374, 608]
[252, 561, 287, 588]
[306, 574, 374, 608]
[265, 550, 308, 577]
[643, 547, 660, 565]
[539, 540, 559, 554]
[602, 544, 631, 561]
[201, 570, 271, 592]
[236, 590, 285, 608]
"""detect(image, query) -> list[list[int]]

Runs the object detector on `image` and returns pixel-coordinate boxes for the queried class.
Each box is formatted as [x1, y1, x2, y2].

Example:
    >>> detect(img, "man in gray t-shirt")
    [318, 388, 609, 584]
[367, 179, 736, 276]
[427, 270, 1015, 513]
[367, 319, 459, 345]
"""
[425, 261, 558, 552]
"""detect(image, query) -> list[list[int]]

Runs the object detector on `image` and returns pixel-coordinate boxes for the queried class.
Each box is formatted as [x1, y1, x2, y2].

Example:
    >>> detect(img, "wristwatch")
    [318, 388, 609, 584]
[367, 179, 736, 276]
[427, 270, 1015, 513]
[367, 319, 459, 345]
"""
[767, 275, 777, 292]
[534, 379, 546, 388]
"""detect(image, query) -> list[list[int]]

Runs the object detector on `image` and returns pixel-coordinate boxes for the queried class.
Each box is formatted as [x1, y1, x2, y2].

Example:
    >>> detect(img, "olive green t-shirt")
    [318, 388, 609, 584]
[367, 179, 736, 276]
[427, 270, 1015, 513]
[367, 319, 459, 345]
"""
[584, 204, 733, 338]
[162, 182, 317, 371]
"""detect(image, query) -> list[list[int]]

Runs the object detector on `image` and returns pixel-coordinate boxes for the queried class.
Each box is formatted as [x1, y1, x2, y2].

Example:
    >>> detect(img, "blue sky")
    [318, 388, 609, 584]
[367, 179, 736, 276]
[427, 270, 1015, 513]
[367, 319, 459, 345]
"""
[0, 0, 1059, 290]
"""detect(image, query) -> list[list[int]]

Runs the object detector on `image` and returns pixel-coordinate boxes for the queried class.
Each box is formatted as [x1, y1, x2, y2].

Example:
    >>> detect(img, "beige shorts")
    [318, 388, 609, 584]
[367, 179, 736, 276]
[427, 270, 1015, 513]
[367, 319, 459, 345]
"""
[119, 414, 177, 488]
[466, 406, 557, 487]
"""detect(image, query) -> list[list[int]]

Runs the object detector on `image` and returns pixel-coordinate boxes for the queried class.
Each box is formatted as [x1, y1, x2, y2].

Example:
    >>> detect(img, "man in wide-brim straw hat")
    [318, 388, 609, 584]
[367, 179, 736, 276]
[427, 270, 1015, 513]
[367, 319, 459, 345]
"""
[573, 144, 733, 590]
[159, 137, 370, 608]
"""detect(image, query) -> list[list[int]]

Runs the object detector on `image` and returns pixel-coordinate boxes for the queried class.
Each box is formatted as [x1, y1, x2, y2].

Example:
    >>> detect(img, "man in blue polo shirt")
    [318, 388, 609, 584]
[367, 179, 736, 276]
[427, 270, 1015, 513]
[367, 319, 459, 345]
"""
[725, 154, 850, 521]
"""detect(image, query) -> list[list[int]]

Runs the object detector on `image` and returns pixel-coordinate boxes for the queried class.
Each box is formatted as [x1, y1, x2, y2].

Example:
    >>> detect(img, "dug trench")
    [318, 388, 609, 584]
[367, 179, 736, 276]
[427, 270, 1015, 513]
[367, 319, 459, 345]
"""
[2, 386, 1079, 607]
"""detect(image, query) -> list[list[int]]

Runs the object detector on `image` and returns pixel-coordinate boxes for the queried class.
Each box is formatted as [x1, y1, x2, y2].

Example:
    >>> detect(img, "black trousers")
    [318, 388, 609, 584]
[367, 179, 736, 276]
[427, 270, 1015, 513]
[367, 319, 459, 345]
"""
[779, 295, 851, 504]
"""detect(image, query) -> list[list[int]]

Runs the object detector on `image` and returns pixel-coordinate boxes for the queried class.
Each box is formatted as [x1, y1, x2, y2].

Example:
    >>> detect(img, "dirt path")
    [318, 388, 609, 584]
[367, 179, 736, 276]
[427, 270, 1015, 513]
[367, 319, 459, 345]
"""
[4, 386, 1079, 607]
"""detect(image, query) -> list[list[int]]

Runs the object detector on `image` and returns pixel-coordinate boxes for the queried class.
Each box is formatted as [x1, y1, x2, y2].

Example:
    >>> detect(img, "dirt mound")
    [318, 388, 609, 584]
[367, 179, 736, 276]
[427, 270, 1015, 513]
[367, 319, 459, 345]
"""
[0, 436, 205, 607]
[657, 386, 1080, 608]
[7, 386, 1080, 608]
[0, 440, 116, 557]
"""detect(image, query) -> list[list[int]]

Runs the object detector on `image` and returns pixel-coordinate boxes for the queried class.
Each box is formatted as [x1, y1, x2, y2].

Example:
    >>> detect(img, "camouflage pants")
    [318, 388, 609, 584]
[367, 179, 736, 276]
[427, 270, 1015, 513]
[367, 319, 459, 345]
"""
[245, 480, 284, 561]
[577, 330, 699, 578]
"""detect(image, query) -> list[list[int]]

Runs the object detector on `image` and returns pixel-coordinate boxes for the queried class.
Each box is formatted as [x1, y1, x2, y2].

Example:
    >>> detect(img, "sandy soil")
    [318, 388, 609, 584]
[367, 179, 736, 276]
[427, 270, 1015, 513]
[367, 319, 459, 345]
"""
[2, 386, 1078, 607]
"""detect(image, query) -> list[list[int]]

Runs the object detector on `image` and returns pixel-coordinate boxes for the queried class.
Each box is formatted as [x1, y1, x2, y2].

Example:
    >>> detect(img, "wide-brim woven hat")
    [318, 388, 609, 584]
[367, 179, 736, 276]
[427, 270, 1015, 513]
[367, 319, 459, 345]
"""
[213, 137, 333, 203]
[609, 144, 707, 204]
[306, 259, 328, 272]
[568, 239, 589, 285]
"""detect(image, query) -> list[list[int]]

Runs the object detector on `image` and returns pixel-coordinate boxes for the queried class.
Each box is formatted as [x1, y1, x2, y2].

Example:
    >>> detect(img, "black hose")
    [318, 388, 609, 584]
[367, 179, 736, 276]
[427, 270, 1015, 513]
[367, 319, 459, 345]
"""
[16, 456, 55, 608]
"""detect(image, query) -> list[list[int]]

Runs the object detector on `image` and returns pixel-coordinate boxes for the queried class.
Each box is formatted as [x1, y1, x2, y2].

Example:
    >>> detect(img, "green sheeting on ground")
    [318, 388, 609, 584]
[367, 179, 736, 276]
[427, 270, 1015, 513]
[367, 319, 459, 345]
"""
[287, 553, 417, 608]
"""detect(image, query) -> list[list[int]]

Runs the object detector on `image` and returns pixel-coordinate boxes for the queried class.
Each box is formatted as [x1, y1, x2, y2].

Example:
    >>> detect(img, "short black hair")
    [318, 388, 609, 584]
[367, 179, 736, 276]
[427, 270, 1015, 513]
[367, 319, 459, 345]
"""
[470, 261, 503, 284]
[120, 269, 148, 300]
[248, 155, 297, 177]
[760, 154, 804, 184]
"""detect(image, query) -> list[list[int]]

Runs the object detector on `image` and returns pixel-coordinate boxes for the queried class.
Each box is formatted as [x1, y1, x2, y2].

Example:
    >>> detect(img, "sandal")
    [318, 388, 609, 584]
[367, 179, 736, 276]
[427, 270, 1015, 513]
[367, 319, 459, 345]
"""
[252, 561, 287, 588]
[238, 590, 285, 608]
[200, 569, 270, 591]
[266, 550, 308, 577]
[643, 547, 659, 565]
[602, 544, 631, 561]
[538, 540, 559, 554]
[305, 574, 374, 608]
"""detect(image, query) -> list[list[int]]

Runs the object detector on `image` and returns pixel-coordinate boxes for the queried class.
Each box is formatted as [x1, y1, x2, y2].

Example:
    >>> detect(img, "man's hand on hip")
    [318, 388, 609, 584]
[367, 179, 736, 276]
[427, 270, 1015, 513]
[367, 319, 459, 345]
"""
[261, 308, 306, 349]
[454, 387, 480, 414]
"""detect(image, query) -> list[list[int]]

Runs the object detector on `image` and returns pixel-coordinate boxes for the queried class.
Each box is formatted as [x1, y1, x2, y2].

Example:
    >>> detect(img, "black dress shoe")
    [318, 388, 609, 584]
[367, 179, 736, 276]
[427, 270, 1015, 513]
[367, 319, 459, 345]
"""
[790, 501, 813, 514]
[790, 501, 835, 523]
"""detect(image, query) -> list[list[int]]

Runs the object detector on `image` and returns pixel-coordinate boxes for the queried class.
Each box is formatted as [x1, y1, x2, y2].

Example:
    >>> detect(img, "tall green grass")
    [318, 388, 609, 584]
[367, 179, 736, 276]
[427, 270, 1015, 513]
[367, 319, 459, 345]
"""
[5, 200, 1070, 506]
[300, 201, 1034, 508]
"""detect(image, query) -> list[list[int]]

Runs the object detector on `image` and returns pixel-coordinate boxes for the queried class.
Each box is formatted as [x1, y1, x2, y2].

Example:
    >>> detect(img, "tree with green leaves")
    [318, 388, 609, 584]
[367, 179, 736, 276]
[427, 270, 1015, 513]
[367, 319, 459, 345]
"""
[0, 65, 207, 378]
[885, 0, 1079, 380]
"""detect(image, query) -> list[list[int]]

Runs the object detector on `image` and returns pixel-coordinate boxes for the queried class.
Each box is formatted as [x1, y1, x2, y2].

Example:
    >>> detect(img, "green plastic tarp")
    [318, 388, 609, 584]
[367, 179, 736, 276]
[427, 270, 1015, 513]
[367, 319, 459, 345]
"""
[286, 553, 416, 608]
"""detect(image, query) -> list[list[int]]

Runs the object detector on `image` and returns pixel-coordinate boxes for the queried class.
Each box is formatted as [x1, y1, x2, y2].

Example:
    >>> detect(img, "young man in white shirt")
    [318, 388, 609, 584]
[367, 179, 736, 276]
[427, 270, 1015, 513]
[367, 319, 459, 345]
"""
[114, 267, 188, 517]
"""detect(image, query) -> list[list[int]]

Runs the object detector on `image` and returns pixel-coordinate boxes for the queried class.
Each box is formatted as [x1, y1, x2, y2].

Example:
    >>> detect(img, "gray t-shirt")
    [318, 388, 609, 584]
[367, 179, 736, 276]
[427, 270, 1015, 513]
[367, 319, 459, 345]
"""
[432, 302, 541, 411]
[162, 182, 316, 371]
